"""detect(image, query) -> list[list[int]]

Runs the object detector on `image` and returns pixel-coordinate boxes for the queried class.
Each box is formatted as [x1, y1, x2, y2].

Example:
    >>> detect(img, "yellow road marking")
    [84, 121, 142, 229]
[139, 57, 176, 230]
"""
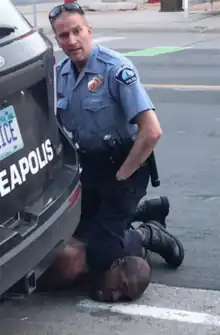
[142, 84, 220, 91]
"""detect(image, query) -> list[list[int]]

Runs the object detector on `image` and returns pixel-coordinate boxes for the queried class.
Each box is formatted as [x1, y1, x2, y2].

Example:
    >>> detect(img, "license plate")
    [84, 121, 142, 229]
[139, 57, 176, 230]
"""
[0, 105, 24, 161]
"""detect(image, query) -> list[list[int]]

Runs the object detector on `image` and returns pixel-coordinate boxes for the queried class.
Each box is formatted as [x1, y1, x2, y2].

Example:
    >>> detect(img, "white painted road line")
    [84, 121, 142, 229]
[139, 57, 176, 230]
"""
[77, 299, 220, 327]
[94, 36, 126, 43]
[143, 83, 220, 92]
[75, 283, 220, 328]
[53, 36, 126, 52]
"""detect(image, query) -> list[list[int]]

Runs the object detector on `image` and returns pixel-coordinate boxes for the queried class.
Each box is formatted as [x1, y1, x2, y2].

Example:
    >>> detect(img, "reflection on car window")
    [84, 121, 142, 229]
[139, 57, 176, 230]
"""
[0, 0, 31, 43]
[0, 26, 17, 40]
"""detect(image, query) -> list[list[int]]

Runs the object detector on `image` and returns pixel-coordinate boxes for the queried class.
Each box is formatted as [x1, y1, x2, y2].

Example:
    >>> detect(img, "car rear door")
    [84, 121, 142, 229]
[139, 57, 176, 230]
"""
[0, 1, 76, 225]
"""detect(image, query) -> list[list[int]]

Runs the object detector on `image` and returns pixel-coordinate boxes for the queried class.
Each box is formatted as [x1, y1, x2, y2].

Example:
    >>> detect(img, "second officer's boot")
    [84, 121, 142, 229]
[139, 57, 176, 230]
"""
[131, 196, 170, 228]
[136, 221, 184, 268]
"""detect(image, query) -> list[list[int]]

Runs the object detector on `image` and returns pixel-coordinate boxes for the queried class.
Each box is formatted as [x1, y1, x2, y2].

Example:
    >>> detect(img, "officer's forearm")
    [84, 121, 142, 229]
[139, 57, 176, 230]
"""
[116, 111, 162, 180]
[116, 130, 161, 180]
[121, 132, 159, 173]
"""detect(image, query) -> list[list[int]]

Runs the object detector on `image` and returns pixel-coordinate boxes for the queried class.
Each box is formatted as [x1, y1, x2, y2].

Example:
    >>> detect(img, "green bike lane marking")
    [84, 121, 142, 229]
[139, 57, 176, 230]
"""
[123, 46, 188, 57]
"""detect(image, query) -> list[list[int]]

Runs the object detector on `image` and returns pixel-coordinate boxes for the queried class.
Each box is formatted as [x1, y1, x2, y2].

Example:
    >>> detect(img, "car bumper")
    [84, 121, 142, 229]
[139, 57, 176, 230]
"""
[0, 181, 82, 297]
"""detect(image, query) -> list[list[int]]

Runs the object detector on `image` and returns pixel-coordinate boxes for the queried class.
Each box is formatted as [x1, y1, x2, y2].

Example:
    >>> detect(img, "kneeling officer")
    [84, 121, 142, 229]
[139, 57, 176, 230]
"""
[45, 2, 185, 299]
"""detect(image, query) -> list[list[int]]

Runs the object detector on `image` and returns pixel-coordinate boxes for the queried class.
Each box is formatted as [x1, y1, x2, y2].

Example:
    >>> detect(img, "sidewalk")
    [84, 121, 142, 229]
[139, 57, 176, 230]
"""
[16, 1, 220, 34]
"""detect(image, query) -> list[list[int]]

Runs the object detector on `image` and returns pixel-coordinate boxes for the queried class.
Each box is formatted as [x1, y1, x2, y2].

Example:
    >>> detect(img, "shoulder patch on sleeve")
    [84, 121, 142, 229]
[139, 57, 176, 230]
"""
[114, 64, 137, 86]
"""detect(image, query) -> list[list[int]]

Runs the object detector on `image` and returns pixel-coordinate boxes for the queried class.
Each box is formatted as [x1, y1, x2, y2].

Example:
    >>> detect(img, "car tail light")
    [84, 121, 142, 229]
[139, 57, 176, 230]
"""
[19, 29, 36, 40]
[69, 183, 81, 208]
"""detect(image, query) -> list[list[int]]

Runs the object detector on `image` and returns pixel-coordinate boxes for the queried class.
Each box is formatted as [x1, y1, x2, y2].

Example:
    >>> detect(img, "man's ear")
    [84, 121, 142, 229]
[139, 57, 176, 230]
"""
[87, 23, 92, 34]
[55, 35, 61, 48]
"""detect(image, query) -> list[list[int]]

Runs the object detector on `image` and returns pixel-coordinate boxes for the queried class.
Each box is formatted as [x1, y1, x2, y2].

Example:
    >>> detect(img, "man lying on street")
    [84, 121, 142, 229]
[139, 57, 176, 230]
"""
[38, 197, 184, 302]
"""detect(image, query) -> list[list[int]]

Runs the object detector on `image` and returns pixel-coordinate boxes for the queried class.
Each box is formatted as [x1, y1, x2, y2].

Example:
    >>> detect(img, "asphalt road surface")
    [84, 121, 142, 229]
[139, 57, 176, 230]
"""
[1, 31, 220, 334]
[12, 0, 59, 4]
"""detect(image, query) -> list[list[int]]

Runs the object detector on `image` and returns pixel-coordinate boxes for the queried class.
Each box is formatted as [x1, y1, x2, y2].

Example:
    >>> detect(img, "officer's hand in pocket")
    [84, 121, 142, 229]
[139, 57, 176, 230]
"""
[116, 165, 135, 181]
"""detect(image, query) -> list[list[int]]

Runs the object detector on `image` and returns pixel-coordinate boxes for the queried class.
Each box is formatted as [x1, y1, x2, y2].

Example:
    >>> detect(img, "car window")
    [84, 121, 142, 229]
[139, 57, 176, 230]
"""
[0, 0, 32, 45]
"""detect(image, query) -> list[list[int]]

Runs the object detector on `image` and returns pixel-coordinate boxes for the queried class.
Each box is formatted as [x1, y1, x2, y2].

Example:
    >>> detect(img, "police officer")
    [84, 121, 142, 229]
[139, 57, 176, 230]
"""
[48, 3, 184, 282]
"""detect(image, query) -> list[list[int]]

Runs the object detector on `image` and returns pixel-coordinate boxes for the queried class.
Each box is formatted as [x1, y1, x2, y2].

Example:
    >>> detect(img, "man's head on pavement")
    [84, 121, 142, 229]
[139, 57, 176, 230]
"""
[91, 256, 151, 303]
[49, 3, 92, 67]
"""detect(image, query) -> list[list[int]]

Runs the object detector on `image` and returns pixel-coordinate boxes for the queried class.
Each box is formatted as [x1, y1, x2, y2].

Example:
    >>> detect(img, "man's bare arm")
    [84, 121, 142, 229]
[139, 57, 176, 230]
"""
[37, 238, 88, 291]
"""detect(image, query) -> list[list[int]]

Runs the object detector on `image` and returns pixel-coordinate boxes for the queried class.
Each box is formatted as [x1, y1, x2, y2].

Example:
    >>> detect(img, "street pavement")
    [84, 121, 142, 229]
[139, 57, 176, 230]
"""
[1, 28, 220, 334]
[16, 2, 220, 33]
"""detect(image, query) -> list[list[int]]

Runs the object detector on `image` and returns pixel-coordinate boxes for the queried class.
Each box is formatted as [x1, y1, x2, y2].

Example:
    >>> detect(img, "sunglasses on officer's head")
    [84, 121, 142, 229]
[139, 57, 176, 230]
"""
[48, 3, 84, 24]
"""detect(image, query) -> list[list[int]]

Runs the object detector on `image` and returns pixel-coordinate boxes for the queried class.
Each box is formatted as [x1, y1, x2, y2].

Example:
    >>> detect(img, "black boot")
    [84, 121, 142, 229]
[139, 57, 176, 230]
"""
[131, 196, 170, 228]
[137, 221, 184, 268]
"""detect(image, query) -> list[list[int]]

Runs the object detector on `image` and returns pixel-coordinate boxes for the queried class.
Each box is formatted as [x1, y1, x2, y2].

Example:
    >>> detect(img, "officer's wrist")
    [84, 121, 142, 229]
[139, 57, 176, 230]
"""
[116, 164, 139, 180]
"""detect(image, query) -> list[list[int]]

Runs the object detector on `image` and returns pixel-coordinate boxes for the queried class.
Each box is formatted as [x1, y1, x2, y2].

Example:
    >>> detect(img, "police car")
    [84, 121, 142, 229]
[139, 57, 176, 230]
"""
[0, 0, 81, 297]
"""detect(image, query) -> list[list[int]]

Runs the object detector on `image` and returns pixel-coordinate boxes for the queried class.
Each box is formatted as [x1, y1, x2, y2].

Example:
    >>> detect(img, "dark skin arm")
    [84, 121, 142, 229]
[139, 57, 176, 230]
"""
[116, 109, 162, 181]
[37, 238, 87, 291]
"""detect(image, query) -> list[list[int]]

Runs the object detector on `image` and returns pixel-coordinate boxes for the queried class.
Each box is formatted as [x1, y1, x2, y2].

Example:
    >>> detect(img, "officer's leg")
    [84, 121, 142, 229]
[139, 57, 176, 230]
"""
[86, 164, 150, 272]
[74, 183, 102, 241]
[122, 228, 152, 266]
[123, 221, 184, 268]
[130, 196, 170, 228]
[123, 229, 144, 257]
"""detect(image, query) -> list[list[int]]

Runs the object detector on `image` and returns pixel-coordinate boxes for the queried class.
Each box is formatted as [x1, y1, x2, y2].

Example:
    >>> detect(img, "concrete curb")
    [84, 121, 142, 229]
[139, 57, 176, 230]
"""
[91, 27, 220, 34]
[84, 2, 139, 11]
[41, 25, 220, 35]
[90, 25, 220, 32]
[16, 2, 140, 13]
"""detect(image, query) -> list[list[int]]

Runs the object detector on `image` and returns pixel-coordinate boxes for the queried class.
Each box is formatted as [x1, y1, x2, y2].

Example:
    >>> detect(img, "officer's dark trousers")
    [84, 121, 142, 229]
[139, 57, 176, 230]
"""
[74, 163, 150, 272]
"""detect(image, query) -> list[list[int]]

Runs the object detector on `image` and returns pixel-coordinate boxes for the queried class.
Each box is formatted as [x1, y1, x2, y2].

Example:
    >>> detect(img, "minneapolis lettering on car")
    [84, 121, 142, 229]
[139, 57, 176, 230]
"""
[0, 139, 54, 198]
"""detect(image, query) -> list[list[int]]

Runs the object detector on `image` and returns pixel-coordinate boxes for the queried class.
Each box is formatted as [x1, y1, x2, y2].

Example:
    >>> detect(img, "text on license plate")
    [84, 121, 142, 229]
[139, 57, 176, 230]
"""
[0, 105, 24, 161]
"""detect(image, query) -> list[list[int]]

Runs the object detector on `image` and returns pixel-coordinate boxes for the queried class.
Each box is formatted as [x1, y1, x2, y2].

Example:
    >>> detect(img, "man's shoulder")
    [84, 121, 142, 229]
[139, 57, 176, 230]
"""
[56, 57, 71, 76]
[96, 44, 132, 68]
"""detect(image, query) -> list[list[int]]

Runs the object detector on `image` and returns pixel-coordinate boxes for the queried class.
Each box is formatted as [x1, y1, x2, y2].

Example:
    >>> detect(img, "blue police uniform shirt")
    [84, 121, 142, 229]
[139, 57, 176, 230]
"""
[56, 44, 155, 151]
